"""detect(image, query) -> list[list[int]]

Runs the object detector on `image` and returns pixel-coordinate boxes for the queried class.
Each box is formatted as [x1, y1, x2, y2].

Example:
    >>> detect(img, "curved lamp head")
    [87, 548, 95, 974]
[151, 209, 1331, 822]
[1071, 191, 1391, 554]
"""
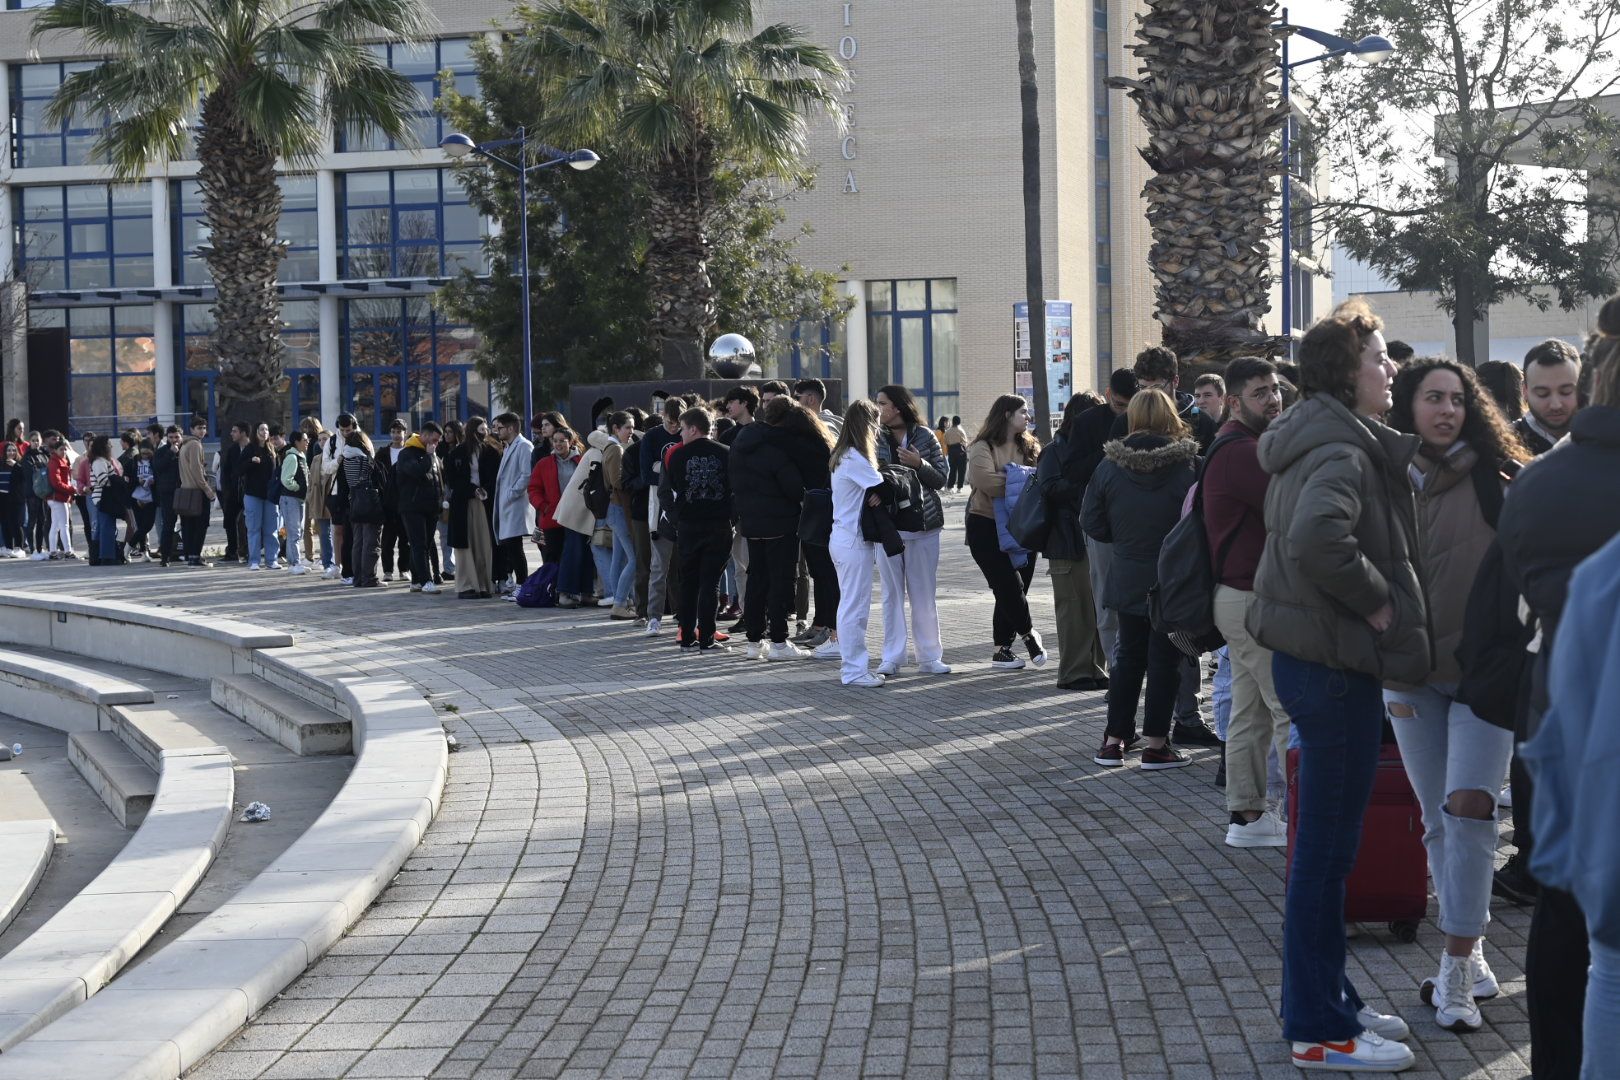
[1352, 34, 1395, 63]
[568, 149, 601, 171]
[439, 133, 477, 159]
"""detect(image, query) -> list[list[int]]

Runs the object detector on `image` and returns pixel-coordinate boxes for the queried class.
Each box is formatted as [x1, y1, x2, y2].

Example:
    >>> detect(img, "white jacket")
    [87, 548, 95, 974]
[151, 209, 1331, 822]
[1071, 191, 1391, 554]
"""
[494, 435, 536, 541]
[555, 430, 610, 536]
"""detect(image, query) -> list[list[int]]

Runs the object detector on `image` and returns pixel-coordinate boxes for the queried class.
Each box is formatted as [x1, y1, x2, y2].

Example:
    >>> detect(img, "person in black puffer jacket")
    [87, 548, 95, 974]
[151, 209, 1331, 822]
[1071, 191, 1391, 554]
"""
[730, 417, 807, 656]
[1034, 394, 1110, 691]
[764, 398, 839, 651]
[394, 423, 446, 593]
[1082, 389, 1198, 770]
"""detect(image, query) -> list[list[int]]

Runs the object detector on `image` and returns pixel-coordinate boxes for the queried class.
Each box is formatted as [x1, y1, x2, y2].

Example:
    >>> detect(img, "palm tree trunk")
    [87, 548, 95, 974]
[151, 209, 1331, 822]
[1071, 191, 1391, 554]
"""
[197, 87, 287, 428]
[1014, 0, 1052, 440]
[646, 147, 719, 379]
[1110, 0, 1286, 361]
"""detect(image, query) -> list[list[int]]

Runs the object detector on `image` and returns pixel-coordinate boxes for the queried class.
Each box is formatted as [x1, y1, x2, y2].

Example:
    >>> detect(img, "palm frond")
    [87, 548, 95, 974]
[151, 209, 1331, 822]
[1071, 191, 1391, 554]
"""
[234, 67, 324, 162]
[725, 90, 803, 166]
[29, 0, 166, 52]
[620, 96, 687, 156]
[96, 107, 192, 178]
[315, 0, 434, 43]
[323, 57, 426, 148]
[256, 25, 360, 79]
[44, 59, 200, 134]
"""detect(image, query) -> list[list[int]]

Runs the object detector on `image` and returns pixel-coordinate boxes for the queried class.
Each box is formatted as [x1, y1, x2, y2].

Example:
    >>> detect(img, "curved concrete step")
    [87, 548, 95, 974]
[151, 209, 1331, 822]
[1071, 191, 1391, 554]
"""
[0, 747, 233, 1051]
[65, 732, 156, 829]
[0, 648, 152, 735]
[210, 675, 351, 757]
[0, 678, 445, 1079]
[0, 820, 57, 938]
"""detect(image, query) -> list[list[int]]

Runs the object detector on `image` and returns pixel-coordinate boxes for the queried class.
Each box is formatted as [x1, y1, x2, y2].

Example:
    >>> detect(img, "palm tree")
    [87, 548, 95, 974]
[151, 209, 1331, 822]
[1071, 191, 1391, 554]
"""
[520, 0, 846, 379]
[1109, 0, 1286, 361]
[33, 0, 434, 427]
[1013, 0, 1052, 441]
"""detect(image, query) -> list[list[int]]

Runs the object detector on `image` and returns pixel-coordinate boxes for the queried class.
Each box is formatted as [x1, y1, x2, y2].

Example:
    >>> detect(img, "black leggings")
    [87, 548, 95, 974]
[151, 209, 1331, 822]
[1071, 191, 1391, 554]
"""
[496, 536, 528, 585]
[965, 512, 1034, 647]
[947, 448, 968, 490]
[802, 541, 838, 629]
[1107, 611, 1182, 741]
[744, 535, 800, 643]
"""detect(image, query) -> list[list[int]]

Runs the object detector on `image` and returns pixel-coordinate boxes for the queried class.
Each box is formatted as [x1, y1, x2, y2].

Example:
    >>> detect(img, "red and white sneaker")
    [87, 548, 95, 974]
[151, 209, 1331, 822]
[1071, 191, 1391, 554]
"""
[1291, 1031, 1414, 1072]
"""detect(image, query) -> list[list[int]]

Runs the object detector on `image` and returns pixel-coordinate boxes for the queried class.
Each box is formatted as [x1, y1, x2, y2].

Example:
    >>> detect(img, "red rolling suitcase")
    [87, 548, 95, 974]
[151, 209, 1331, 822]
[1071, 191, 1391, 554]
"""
[1285, 743, 1428, 942]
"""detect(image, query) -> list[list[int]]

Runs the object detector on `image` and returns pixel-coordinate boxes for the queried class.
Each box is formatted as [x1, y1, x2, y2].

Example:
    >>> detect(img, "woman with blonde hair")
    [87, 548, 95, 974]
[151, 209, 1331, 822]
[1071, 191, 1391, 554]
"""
[300, 416, 332, 572]
[966, 394, 1043, 670]
[1082, 388, 1199, 770]
[828, 399, 887, 687]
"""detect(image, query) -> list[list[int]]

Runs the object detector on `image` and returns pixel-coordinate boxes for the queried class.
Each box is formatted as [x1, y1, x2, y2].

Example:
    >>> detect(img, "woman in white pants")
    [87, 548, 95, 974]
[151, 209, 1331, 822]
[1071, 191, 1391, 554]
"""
[874, 385, 950, 675]
[829, 400, 886, 688]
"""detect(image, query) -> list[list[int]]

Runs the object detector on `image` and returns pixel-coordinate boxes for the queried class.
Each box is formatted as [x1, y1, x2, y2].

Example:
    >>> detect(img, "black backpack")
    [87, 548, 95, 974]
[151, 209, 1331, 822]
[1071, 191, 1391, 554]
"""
[583, 460, 611, 519]
[1147, 433, 1243, 653]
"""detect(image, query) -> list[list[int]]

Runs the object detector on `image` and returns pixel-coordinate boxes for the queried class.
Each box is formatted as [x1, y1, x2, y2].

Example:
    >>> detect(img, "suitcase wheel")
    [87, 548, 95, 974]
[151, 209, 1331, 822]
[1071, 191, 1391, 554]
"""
[1389, 920, 1420, 944]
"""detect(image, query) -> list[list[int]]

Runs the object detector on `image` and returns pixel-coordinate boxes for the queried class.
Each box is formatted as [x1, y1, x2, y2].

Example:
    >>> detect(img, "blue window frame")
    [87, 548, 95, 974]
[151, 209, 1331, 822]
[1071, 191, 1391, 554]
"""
[34, 305, 158, 435]
[342, 298, 487, 437]
[10, 61, 104, 168]
[179, 301, 320, 432]
[16, 183, 153, 291]
[866, 279, 958, 424]
[173, 176, 320, 285]
[769, 317, 847, 384]
[338, 39, 476, 152]
[341, 168, 482, 279]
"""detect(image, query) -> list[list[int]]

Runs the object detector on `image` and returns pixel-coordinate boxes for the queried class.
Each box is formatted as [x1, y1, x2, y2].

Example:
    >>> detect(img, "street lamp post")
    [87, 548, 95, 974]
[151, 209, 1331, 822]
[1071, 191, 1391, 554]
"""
[1277, 14, 1393, 355]
[440, 129, 599, 429]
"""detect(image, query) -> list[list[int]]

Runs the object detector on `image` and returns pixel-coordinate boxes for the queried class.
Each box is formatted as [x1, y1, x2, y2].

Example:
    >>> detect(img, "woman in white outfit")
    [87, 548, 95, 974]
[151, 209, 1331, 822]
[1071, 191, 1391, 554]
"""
[874, 385, 950, 675]
[829, 400, 887, 688]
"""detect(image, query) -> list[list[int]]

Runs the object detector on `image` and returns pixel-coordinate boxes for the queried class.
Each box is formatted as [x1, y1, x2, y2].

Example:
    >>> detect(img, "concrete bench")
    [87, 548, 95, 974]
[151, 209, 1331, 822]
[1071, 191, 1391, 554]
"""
[0, 820, 57, 938]
[0, 648, 152, 734]
[0, 678, 446, 1078]
[0, 592, 292, 678]
[210, 675, 352, 757]
[0, 747, 233, 1052]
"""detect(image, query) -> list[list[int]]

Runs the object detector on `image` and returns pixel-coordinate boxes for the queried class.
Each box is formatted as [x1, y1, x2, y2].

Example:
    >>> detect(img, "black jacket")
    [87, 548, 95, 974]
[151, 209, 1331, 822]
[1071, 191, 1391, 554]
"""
[1512, 415, 1558, 457]
[373, 445, 404, 511]
[1081, 434, 1199, 616]
[445, 440, 501, 550]
[393, 441, 444, 517]
[152, 442, 183, 496]
[729, 422, 804, 539]
[1110, 391, 1219, 452]
[1032, 428, 1090, 561]
[668, 437, 732, 524]
[220, 442, 245, 501]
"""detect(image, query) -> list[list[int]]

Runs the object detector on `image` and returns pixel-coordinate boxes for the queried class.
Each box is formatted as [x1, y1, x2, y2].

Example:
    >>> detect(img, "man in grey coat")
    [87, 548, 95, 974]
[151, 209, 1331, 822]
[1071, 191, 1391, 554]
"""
[493, 412, 535, 596]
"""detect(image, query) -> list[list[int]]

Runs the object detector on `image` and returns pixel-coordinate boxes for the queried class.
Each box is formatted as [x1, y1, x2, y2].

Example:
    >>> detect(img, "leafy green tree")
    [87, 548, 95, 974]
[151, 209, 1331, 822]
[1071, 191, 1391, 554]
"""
[517, 0, 847, 378]
[1316, 0, 1620, 364]
[437, 26, 847, 409]
[33, 0, 433, 426]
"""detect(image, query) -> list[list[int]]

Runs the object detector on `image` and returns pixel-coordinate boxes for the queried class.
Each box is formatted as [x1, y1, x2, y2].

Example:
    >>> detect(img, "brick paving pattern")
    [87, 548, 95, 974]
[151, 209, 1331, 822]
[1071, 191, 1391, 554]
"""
[3, 500, 1533, 1078]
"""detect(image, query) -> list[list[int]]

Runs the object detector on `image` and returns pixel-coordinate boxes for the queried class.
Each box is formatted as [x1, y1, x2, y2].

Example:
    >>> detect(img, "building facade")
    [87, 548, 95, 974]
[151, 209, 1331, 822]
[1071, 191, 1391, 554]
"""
[1, 0, 1332, 437]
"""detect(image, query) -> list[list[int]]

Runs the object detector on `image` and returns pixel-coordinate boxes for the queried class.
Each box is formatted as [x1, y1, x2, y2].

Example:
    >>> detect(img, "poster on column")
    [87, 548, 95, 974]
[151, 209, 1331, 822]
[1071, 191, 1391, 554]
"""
[1012, 301, 1073, 429]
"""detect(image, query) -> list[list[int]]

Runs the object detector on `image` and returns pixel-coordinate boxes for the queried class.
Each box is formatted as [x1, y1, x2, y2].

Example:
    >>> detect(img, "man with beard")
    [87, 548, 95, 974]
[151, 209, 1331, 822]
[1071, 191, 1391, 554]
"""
[1515, 338, 1581, 455]
[1201, 356, 1293, 849]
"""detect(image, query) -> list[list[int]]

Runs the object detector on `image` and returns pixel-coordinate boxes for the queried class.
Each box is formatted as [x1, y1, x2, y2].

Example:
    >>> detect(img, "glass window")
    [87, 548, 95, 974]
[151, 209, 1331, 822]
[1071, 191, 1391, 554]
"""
[62, 305, 157, 433]
[341, 168, 485, 278]
[172, 175, 321, 285]
[336, 39, 478, 152]
[174, 301, 319, 432]
[341, 298, 486, 436]
[865, 279, 959, 423]
[895, 279, 927, 311]
[9, 62, 112, 168]
[16, 184, 154, 290]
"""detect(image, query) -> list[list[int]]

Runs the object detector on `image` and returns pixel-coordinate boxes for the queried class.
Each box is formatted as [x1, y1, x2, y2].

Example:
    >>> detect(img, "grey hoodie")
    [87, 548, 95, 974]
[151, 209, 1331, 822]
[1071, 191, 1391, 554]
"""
[1245, 393, 1432, 685]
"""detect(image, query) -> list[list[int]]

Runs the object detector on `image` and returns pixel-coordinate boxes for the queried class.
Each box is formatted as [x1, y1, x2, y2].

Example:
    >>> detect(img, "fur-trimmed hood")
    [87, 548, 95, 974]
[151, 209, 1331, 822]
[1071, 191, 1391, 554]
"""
[1102, 434, 1199, 477]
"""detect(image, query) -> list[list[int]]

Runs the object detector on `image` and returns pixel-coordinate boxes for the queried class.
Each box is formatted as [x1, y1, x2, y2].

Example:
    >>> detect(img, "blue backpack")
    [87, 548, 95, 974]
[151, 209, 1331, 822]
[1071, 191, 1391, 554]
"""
[515, 565, 559, 608]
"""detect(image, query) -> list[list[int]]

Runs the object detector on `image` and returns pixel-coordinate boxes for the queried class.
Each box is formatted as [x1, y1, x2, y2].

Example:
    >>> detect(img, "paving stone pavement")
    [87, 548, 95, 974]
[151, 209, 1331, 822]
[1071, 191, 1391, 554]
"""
[2, 499, 1533, 1079]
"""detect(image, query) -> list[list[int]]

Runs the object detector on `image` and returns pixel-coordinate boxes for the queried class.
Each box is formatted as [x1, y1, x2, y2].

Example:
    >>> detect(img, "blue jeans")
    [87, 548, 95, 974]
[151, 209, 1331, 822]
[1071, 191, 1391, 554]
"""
[1587, 940, 1620, 1079]
[243, 495, 281, 567]
[607, 504, 636, 605]
[1275, 651, 1381, 1043]
[589, 520, 612, 596]
[438, 517, 455, 576]
[95, 507, 119, 562]
[318, 518, 334, 569]
[279, 497, 305, 567]
[560, 529, 594, 597]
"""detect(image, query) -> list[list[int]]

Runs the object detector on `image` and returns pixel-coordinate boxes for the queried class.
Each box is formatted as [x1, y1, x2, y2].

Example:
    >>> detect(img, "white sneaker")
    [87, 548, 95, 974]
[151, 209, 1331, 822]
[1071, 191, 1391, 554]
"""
[1024, 631, 1048, 668]
[1422, 940, 1500, 1005]
[382, 572, 394, 582]
[917, 660, 952, 674]
[875, 661, 900, 676]
[288, 564, 308, 575]
[843, 672, 886, 688]
[643, 618, 662, 637]
[1291, 1030, 1415, 1072]
[1432, 952, 1483, 1032]
[1226, 812, 1288, 849]
[1355, 1006, 1410, 1041]
[421, 582, 439, 594]
[265, 561, 281, 571]
[409, 583, 423, 592]
[29, 552, 46, 561]
[597, 596, 615, 608]
[322, 565, 339, 579]
[743, 641, 764, 660]
[812, 638, 840, 660]
[1497, 784, 1512, 808]
[340, 576, 354, 585]
[248, 563, 262, 571]
[765, 642, 812, 662]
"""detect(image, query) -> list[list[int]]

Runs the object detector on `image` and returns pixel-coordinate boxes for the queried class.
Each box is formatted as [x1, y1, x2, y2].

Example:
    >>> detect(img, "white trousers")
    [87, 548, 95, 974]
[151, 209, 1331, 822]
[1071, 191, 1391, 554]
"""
[48, 501, 71, 553]
[830, 538, 877, 683]
[877, 531, 943, 667]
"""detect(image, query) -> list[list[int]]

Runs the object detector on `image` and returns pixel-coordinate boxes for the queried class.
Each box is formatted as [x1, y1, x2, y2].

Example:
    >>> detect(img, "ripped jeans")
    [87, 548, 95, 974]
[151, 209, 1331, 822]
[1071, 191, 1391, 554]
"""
[1384, 682, 1513, 939]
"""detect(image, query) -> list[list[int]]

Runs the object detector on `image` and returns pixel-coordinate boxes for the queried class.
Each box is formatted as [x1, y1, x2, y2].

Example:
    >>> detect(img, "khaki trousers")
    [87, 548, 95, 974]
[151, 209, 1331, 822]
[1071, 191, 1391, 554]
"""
[1049, 556, 1107, 684]
[460, 502, 495, 596]
[1213, 585, 1292, 814]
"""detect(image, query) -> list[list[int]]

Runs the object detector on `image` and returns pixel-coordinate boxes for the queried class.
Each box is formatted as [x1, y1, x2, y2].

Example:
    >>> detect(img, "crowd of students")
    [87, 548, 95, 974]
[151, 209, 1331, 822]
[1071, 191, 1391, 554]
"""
[1, 299, 1616, 1074]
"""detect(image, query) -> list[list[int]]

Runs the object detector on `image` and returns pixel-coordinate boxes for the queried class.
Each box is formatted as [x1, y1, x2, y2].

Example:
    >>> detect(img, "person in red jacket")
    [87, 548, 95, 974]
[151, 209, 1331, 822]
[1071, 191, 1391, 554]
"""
[1200, 355, 1290, 849]
[45, 442, 77, 558]
[529, 429, 579, 565]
